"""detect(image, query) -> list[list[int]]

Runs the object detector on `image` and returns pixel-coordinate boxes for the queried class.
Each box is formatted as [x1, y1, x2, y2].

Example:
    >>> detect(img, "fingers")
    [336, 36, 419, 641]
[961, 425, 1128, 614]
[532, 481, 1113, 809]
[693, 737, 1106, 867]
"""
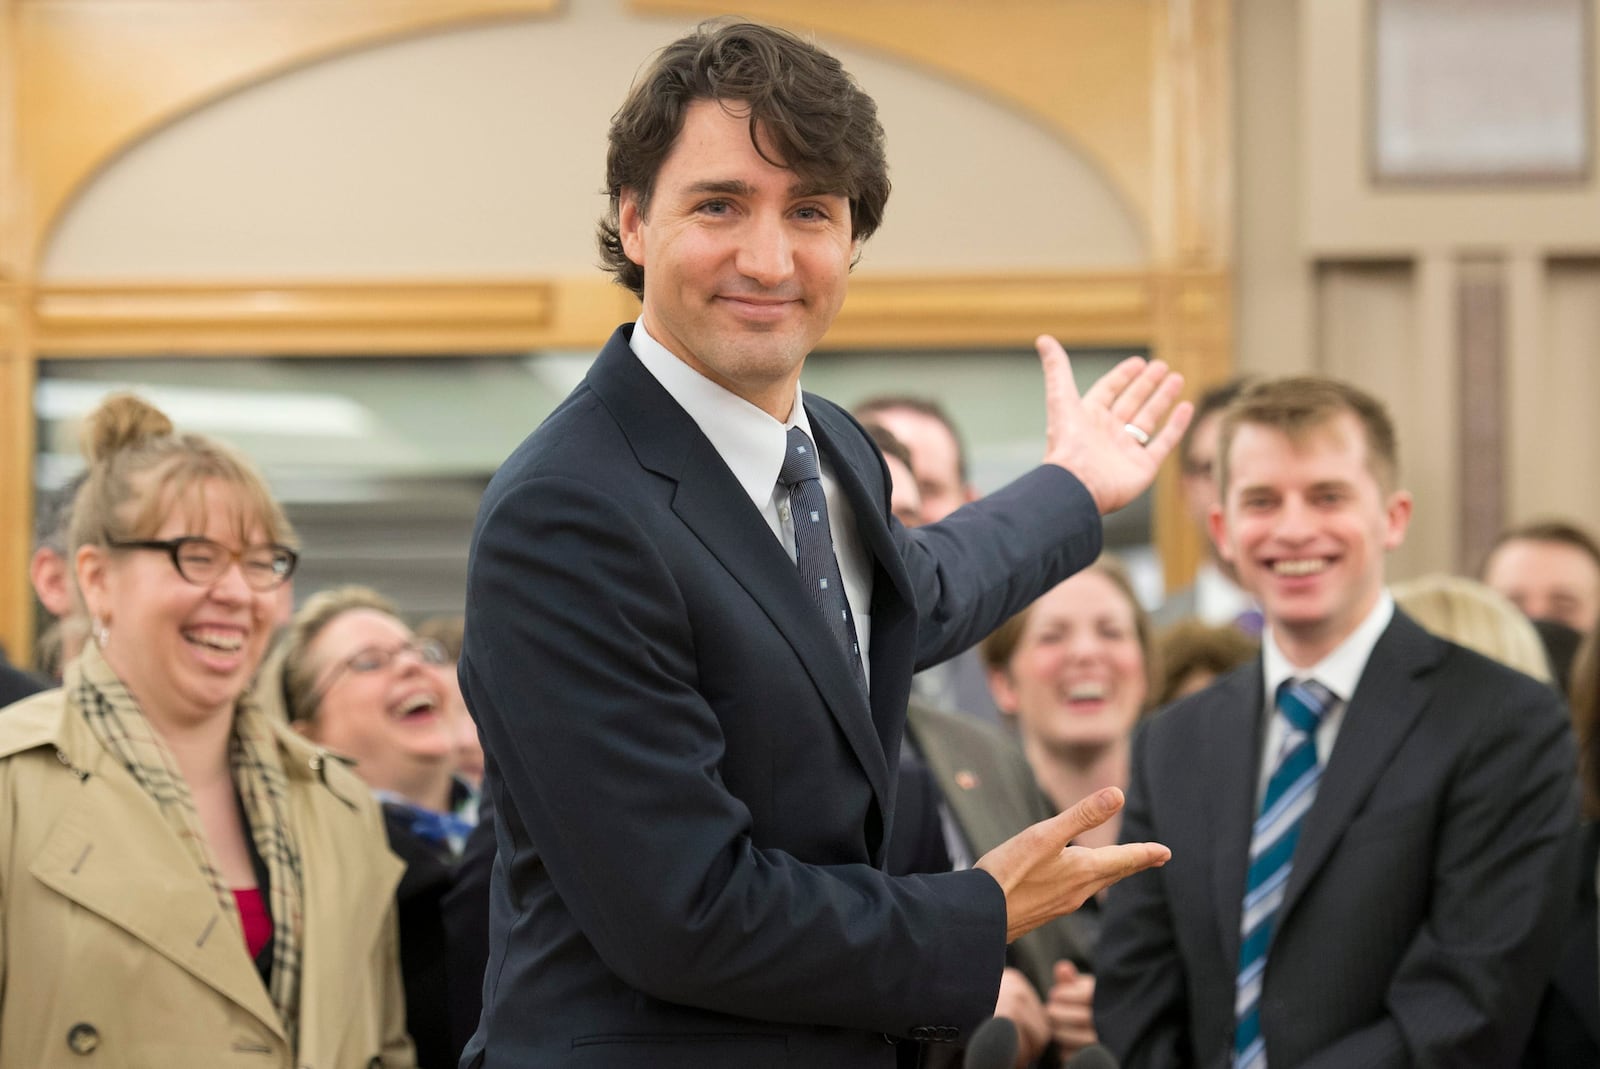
[1108, 359, 1172, 427]
[1142, 398, 1195, 466]
[1077, 351, 1147, 409]
[1042, 786, 1126, 845]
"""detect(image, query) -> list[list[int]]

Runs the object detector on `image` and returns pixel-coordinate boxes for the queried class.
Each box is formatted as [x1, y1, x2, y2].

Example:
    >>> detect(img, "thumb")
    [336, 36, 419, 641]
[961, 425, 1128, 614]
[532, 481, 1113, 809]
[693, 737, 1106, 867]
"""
[1054, 960, 1080, 984]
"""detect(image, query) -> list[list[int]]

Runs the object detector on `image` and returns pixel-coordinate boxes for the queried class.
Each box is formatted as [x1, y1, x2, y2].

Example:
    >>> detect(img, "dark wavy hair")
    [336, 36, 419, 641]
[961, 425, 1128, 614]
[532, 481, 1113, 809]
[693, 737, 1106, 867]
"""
[597, 19, 890, 299]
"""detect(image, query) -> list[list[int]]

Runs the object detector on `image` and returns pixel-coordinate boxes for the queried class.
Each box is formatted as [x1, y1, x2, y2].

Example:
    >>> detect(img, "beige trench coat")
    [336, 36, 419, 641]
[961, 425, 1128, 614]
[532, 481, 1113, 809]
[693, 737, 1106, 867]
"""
[0, 686, 416, 1069]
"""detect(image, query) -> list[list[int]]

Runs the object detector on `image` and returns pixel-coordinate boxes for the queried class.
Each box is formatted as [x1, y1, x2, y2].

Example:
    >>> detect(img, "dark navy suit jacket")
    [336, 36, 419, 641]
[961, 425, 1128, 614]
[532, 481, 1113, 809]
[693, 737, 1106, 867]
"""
[1096, 611, 1579, 1069]
[458, 326, 1104, 1068]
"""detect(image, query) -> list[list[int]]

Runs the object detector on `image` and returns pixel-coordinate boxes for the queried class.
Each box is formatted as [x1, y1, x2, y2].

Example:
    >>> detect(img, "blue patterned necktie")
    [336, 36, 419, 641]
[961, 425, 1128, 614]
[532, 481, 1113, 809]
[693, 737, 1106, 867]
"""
[1234, 677, 1335, 1069]
[778, 427, 865, 690]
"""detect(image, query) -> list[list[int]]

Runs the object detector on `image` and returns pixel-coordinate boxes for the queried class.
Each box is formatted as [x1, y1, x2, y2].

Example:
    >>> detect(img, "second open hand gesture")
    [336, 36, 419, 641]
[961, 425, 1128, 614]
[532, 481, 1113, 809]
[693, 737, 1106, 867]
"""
[1037, 335, 1192, 516]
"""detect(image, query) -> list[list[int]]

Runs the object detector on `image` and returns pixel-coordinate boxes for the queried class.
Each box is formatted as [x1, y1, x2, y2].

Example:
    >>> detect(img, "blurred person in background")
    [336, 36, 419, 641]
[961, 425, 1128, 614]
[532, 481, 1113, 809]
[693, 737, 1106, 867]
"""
[416, 613, 484, 791]
[1482, 519, 1600, 635]
[26, 472, 88, 681]
[1524, 617, 1600, 1066]
[1392, 573, 1553, 684]
[981, 556, 1159, 1062]
[0, 393, 412, 1067]
[281, 586, 480, 1069]
[1151, 619, 1259, 707]
[854, 395, 1003, 725]
[1155, 378, 1259, 632]
[0, 644, 48, 707]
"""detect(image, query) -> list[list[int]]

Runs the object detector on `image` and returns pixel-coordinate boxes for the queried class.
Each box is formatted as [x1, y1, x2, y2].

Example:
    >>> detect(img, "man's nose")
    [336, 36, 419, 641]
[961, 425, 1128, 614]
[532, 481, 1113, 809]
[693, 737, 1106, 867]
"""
[735, 212, 795, 286]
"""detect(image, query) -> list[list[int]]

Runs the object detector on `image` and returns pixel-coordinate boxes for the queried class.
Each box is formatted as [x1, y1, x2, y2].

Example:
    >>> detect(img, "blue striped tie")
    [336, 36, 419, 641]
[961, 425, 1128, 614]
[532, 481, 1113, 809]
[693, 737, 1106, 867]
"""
[778, 427, 865, 689]
[1233, 677, 1335, 1069]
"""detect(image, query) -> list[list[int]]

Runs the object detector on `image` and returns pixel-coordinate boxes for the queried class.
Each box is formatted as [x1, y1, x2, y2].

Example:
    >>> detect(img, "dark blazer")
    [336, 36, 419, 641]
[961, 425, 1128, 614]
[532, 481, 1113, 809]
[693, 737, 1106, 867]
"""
[382, 804, 461, 1069]
[1095, 610, 1579, 1069]
[1522, 820, 1600, 1067]
[459, 326, 1104, 1068]
[0, 654, 49, 709]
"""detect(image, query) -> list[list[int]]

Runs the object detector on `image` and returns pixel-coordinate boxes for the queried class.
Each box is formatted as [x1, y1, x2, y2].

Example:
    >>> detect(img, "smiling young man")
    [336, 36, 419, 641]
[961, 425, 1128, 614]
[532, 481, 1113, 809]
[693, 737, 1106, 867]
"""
[458, 19, 1195, 1069]
[1094, 377, 1578, 1069]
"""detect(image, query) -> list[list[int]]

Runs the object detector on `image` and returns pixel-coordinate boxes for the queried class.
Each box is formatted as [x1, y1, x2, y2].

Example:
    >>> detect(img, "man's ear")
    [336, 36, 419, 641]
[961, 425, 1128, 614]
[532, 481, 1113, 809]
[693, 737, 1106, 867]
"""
[618, 189, 647, 268]
[1208, 504, 1235, 565]
[1383, 489, 1414, 551]
[30, 546, 73, 618]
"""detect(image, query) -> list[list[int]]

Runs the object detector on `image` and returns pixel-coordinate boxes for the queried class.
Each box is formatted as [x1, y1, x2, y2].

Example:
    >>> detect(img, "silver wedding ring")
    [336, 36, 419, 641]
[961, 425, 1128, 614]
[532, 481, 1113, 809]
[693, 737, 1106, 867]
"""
[1124, 423, 1151, 447]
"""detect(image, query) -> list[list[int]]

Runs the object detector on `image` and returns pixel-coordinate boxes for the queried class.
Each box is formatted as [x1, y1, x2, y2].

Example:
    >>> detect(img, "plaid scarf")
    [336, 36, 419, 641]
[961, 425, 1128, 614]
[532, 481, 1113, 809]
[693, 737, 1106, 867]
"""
[74, 642, 306, 1052]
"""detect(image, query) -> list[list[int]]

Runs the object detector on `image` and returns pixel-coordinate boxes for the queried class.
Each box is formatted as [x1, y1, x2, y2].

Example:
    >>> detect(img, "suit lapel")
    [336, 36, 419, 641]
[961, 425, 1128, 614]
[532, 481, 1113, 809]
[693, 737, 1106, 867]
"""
[586, 332, 891, 814]
[29, 755, 285, 1039]
[1279, 612, 1443, 924]
[1207, 665, 1267, 967]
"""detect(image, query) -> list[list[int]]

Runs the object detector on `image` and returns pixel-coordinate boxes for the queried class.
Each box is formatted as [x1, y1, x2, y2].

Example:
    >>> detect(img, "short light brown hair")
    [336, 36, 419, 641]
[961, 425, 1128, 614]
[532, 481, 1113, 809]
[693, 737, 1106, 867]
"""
[70, 395, 295, 587]
[280, 585, 400, 723]
[980, 556, 1159, 711]
[1216, 377, 1399, 499]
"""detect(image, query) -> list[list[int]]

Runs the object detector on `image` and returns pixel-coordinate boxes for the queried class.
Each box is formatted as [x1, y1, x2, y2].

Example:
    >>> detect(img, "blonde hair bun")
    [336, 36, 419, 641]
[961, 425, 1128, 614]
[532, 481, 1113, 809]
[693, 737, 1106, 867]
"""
[81, 392, 175, 464]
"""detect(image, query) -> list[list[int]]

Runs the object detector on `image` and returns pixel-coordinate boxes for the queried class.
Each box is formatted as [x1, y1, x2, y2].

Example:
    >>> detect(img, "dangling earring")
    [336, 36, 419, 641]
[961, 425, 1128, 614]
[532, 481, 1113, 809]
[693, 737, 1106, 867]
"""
[93, 617, 111, 649]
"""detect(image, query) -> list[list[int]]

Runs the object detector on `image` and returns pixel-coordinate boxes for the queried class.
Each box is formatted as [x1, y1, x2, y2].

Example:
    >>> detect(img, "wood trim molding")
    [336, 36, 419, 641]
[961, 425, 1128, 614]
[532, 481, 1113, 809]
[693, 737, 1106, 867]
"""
[30, 270, 1215, 357]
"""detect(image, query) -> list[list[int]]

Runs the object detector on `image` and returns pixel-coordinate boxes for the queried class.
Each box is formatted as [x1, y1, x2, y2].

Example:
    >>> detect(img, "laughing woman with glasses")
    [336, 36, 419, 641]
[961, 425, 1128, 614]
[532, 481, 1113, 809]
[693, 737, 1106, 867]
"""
[279, 586, 483, 1069]
[0, 393, 414, 1068]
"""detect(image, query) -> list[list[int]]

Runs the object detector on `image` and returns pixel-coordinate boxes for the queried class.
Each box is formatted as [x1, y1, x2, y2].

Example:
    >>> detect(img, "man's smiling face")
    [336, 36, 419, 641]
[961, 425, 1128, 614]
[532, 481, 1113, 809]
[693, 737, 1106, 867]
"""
[1211, 411, 1412, 664]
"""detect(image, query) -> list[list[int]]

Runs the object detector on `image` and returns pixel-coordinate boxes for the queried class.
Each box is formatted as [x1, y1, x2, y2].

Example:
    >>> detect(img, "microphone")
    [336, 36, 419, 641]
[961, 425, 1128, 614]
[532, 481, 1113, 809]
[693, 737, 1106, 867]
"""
[962, 1016, 1019, 1069]
[1063, 1043, 1120, 1068]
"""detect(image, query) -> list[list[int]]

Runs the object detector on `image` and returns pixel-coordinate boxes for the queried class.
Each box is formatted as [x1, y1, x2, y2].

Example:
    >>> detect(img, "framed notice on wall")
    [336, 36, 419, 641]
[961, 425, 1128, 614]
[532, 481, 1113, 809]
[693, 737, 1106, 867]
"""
[1372, 0, 1591, 183]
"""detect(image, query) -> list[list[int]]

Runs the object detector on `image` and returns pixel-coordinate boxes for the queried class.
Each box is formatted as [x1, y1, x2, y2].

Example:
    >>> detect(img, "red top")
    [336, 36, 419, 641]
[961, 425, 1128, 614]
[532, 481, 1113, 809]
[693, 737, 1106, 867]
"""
[232, 887, 273, 960]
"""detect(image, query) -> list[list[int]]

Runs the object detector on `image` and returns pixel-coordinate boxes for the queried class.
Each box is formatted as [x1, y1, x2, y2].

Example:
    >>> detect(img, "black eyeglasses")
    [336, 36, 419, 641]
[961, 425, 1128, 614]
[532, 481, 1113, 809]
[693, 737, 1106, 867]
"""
[305, 637, 451, 714]
[105, 534, 298, 592]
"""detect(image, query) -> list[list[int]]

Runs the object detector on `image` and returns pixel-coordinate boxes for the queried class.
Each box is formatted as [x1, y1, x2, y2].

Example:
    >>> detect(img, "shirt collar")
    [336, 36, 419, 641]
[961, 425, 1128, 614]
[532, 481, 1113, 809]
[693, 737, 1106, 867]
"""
[1262, 590, 1394, 705]
[629, 318, 814, 510]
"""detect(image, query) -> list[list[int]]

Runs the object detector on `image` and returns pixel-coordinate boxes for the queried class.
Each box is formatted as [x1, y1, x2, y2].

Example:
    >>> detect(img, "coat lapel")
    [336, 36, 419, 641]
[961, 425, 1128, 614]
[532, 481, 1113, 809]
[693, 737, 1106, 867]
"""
[586, 331, 892, 817]
[29, 749, 285, 1040]
[1278, 612, 1444, 924]
[1206, 665, 1268, 968]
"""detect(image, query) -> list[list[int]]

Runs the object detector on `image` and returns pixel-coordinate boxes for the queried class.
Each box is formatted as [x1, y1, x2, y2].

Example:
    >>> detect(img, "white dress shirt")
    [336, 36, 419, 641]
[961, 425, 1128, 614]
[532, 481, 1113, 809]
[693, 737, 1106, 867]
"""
[1255, 590, 1395, 804]
[629, 320, 874, 686]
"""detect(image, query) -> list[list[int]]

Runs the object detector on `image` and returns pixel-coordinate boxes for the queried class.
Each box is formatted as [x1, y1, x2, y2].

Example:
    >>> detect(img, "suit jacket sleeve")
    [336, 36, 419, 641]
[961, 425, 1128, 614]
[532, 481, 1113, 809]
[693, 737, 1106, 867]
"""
[894, 465, 1102, 672]
[1295, 673, 1579, 1069]
[1094, 719, 1193, 1069]
[464, 473, 1007, 1037]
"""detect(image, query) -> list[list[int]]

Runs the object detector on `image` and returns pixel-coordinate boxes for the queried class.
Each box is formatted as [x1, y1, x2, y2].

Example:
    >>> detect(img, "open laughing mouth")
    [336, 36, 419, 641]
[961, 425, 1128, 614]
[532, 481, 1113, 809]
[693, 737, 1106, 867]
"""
[1270, 558, 1330, 577]
[183, 627, 244, 653]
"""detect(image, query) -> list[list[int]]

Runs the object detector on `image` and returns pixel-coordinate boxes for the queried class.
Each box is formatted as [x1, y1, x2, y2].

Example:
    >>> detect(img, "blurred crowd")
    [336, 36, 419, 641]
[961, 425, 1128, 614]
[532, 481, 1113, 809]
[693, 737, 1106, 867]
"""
[0, 376, 1594, 1067]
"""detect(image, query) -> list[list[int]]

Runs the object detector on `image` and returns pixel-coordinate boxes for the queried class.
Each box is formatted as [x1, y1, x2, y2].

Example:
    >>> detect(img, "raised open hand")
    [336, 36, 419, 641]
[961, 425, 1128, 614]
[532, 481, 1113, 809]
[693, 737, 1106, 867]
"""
[1037, 335, 1192, 516]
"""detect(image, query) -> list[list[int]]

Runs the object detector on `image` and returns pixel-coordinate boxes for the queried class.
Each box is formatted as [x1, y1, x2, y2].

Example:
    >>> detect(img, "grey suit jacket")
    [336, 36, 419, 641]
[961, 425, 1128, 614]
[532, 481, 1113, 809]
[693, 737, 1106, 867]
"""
[1095, 610, 1579, 1069]
[906, 701, 1097, 997]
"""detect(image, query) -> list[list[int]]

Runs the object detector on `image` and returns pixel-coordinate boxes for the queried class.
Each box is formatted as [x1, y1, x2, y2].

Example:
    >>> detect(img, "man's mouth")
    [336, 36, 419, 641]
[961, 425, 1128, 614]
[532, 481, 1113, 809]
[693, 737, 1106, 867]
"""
[1271, 558, 1328, 577]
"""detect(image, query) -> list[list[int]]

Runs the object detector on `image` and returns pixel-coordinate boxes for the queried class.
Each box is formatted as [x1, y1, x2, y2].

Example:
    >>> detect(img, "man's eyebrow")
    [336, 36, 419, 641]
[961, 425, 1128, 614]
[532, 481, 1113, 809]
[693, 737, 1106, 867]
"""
[679, 179, 846, 199]
[684, 179, 756, 197]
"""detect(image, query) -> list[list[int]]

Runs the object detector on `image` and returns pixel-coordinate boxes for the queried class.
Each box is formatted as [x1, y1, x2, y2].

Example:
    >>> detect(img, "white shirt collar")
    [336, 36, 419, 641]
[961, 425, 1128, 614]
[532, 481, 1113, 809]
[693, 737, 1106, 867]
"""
[1262, 590, 1395, 705]
[629, 318, 814, 510]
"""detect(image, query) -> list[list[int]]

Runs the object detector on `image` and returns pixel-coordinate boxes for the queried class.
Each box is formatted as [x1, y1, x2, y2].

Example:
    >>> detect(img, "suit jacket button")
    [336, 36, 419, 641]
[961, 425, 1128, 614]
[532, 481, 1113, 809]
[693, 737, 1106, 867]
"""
[66, 1023, 100, 1055]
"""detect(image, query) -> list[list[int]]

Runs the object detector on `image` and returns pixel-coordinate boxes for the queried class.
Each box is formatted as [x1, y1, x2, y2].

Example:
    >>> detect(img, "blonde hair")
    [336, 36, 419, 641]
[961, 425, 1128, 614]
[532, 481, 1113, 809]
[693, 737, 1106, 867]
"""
[1392, 574, 1553, 683]
[280, 585, 400, 723]
[69, 393, 296, 607]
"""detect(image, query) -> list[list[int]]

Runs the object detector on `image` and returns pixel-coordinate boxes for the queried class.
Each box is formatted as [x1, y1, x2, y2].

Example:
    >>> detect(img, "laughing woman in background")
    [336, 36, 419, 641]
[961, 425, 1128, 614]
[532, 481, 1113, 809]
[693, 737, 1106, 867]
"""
[0, 393, 413, 1068]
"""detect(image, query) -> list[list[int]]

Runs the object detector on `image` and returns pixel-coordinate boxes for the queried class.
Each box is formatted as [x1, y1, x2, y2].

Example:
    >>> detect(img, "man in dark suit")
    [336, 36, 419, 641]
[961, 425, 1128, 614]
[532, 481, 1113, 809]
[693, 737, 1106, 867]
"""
[459, 20, 1191, 1069]
[1094, 377, 1578, 1068]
